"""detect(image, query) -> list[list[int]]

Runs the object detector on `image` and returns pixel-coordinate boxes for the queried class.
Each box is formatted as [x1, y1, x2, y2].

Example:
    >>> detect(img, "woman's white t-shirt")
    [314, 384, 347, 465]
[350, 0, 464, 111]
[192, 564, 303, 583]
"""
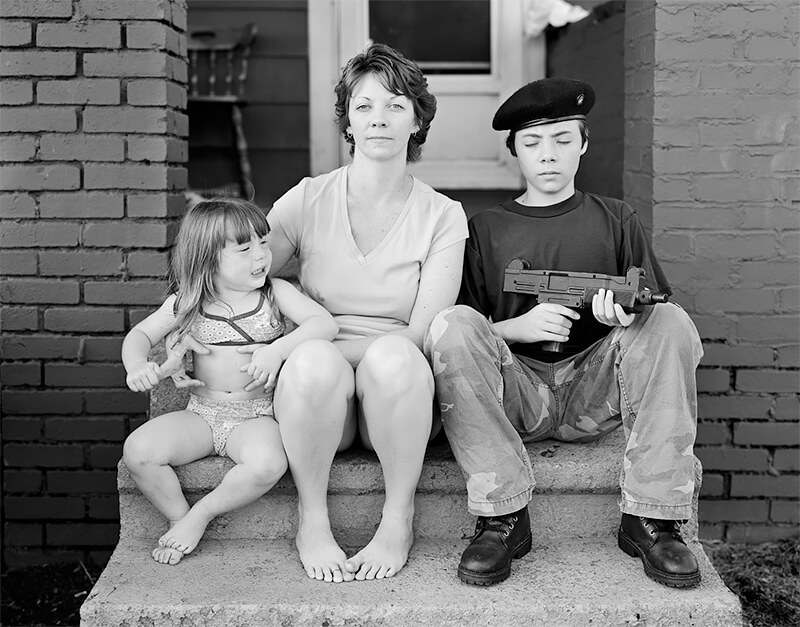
[268, 166, 468, 340]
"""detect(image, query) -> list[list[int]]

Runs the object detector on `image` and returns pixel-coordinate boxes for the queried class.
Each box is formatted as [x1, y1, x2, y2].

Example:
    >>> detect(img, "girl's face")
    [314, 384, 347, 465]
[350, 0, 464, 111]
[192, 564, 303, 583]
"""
[215, 232, 271, 295]
[514, 119, 587, 203]
[347, 73, 419, 162]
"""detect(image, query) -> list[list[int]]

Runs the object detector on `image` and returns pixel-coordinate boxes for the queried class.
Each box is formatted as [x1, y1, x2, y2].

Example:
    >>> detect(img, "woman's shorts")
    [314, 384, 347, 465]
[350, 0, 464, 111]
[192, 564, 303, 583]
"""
[186, 393, 274, 458]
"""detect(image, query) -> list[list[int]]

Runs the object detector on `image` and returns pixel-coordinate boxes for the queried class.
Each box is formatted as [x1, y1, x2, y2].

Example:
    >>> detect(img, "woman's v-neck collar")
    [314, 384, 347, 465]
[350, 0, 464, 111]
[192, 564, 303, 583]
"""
[339, 166, 416, 263]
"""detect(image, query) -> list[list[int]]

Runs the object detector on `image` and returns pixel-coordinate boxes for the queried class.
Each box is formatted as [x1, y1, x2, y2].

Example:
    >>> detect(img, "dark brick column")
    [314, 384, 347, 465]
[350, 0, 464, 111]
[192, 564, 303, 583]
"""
[1, 0, 188, 567]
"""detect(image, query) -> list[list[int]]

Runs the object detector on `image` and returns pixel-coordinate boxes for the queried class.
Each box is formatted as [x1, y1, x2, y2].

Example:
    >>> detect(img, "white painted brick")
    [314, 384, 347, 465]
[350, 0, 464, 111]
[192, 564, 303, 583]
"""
[37, 22, 120, 48]
[40, 135, 125, 162]
[0, 21, 33, 46]
[0, 136, 37, 161]
[0, 80, 33, 105]
[37, 79, 120, 105]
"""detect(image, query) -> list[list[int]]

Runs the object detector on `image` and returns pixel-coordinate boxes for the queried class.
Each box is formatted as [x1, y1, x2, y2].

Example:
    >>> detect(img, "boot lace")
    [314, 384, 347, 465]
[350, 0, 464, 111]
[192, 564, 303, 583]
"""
[642, 517, 687, 543]
[474, 513, 518, 539]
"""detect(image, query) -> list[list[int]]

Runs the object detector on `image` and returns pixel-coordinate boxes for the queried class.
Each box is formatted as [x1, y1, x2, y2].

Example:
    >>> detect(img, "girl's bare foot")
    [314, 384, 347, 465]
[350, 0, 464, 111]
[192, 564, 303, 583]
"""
[296, 517, 352, 583]
[158, 506, 212, 555]
[345, 513, 413, 580]
[152, 545, 185, 565]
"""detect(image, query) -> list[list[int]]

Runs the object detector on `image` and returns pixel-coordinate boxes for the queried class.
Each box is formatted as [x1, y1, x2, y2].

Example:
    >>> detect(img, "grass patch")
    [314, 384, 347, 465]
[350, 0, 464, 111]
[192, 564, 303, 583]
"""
[1, 539, 797, 626]
[0, 562, 101, 627]
[704, 537, 800, 627]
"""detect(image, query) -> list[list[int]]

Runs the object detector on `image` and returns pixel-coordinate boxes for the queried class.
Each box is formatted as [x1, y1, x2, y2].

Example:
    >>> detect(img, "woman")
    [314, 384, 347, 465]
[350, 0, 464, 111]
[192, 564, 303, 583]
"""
[269, 43, 468, 583]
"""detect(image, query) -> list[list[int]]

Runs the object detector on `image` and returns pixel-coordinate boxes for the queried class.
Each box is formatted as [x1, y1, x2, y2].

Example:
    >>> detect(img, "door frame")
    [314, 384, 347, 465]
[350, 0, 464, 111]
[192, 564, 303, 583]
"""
[308, 0, 544, 189]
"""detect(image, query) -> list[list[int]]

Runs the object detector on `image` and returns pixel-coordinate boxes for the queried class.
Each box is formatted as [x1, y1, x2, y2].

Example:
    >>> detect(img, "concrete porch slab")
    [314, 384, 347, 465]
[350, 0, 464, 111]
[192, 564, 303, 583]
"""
[81, 535, 741, 627]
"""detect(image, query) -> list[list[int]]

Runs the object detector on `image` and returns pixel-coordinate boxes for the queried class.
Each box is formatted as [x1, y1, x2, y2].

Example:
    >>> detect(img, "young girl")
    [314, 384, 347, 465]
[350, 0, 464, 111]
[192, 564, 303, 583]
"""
[121, 198, 338, 565]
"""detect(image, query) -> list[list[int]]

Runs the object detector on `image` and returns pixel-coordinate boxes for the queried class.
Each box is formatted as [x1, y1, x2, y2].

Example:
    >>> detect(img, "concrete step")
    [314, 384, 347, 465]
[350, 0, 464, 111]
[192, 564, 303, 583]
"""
[80, 535, 741, 627]
[119, 428, 702, 542]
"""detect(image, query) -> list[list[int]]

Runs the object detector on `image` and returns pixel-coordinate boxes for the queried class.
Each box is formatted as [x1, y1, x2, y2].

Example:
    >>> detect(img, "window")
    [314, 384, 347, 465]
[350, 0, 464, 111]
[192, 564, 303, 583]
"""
[369, 0, 491, 74]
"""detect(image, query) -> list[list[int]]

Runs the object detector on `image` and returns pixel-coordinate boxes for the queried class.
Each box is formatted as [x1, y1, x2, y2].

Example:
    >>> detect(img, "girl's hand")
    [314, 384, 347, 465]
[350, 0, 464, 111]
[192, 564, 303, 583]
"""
[592, 288, 636, 328]
[238, 344, 283, 392]
[168, 370, 206, 389]
[126, 362, 162, 392]
[162, 332, 209, 389]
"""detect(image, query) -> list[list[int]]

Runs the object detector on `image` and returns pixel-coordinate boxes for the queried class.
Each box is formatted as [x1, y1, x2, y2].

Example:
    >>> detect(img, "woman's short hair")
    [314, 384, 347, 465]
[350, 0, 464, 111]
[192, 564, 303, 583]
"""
[334, 42, 436, 163]
[505, 120, 589, 157]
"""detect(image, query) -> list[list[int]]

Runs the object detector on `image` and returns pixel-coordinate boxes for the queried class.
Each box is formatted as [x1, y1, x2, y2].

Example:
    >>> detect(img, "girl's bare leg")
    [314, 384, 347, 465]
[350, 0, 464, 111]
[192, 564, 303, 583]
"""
[122, 411, 214, 564]
[274, 340, 356, 583]
[345, 335, 434, 580]
[160, 415, 287, 555]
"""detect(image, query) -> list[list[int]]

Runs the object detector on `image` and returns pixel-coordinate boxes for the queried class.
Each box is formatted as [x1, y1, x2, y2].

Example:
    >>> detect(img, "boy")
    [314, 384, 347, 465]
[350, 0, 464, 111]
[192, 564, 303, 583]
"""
[424, 78, 703, 588]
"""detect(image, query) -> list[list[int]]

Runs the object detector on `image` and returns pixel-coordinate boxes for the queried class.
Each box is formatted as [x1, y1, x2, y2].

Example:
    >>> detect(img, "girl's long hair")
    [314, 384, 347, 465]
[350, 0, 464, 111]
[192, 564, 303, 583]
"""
[168, 198, 271, 341]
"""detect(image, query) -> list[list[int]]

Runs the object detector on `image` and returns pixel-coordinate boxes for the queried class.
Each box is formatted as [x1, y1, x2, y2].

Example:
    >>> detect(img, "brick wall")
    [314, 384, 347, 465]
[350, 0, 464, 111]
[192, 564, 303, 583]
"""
[1, 0, 188, 568]
[629, 1, 799, 541]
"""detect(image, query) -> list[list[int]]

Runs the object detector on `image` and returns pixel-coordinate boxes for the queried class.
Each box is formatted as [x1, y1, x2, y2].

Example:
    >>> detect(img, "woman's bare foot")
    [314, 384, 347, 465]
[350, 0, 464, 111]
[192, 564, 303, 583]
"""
[158, 506, 212, 555]
[296, 517, 352, 583]
[152, 545, 185, 565]
[345, 513, 414, 581]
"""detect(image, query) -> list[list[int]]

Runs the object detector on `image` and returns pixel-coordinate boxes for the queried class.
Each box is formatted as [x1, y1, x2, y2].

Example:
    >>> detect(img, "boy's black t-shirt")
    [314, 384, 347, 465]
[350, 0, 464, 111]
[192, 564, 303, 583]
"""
[459, 191, 672, 363]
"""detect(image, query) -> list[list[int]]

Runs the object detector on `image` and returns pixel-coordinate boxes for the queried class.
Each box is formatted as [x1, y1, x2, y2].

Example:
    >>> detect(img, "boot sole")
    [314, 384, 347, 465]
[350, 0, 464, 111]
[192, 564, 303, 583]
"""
[457, 532, 532, 586]
[618, 528, 701, 588]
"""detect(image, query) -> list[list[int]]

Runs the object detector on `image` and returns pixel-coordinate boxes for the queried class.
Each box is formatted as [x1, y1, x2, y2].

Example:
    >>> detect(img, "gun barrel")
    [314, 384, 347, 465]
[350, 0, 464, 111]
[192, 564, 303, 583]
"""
[636, 291, 669, 306]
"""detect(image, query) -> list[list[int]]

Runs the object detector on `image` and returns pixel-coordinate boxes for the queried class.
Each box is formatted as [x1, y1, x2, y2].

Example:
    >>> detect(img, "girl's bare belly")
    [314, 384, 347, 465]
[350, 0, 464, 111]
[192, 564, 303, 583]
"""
[191, 345, 270, 401]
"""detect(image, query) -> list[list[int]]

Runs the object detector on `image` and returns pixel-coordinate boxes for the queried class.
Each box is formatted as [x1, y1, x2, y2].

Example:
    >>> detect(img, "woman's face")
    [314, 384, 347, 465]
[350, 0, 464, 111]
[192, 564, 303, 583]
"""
[347, 73, 418, 162]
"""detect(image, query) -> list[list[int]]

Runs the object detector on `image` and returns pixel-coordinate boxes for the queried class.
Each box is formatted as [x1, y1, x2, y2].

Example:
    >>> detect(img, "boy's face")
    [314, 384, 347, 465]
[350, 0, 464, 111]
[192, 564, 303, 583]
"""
[513, 119, 587, 202]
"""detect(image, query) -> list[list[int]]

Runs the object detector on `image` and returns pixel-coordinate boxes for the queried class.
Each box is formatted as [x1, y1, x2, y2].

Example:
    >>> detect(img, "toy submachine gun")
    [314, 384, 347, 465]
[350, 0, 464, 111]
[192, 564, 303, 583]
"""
[503, 259, 669, 352]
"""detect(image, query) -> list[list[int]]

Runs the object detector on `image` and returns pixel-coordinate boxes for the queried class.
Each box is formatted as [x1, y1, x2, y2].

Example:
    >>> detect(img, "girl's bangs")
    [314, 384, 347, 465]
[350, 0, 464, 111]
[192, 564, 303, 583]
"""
[224, 204, 269, 244]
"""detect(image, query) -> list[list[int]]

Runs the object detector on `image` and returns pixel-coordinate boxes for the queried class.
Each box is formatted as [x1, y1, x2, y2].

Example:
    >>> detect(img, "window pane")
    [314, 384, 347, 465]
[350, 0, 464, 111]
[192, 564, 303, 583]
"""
[369, 0, 491, 74]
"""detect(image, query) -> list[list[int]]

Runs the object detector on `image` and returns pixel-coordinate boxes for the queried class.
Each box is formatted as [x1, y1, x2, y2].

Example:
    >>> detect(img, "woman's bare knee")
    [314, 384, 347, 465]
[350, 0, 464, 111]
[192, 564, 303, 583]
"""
[277, 339, 350, 403]
[358, 336, 433, 395]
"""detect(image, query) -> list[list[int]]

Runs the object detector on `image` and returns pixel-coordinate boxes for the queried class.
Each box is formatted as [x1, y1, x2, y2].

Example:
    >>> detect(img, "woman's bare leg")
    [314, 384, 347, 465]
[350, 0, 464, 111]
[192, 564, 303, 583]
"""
[122, 411, 214, 564]
[274, 340, 356, 583]
[345, 335, 434, 580]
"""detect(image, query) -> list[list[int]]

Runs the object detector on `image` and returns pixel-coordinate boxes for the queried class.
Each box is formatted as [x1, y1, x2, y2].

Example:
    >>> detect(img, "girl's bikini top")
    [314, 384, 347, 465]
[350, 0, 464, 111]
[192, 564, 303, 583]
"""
[189, 292, 286, 346]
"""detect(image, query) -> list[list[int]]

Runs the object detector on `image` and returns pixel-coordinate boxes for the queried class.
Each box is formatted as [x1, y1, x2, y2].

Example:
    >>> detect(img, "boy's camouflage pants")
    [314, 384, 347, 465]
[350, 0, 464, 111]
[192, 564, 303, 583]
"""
[423, 303, 703, 521]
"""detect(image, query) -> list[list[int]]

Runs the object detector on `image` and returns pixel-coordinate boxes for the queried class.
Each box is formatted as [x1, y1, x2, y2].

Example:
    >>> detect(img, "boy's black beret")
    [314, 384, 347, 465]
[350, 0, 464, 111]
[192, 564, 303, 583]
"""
[493, 77, 595, 131]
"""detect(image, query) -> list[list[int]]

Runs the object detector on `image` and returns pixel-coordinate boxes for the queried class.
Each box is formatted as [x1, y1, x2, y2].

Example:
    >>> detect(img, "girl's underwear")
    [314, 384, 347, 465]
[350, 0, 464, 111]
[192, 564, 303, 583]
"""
[186, 393, 274, 457]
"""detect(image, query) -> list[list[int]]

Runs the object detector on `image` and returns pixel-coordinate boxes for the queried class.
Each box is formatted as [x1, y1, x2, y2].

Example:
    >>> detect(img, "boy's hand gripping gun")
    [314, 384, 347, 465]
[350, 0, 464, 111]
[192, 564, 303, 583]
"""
[502, 259, 669, 352]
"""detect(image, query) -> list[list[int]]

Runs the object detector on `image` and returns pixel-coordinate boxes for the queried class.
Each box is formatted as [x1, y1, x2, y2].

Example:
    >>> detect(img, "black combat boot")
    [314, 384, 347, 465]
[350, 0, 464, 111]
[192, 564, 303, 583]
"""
[457, 506, 532, 586]
[618, 513, 701, 588]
